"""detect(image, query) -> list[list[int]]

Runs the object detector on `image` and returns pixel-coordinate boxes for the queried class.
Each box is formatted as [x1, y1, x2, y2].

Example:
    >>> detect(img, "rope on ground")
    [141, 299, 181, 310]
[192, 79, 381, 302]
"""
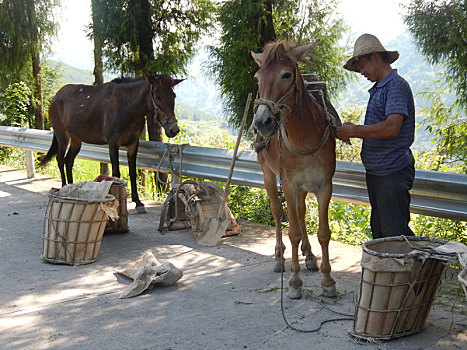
[279, 258, 354, 333]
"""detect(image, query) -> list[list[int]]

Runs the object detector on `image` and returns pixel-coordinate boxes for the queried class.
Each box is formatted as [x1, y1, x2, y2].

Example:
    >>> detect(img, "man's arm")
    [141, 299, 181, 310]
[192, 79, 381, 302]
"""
[336, 114, 404, 142]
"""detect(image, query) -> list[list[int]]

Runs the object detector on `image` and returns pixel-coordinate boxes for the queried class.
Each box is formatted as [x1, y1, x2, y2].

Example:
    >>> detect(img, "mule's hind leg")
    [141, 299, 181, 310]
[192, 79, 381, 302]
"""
[297, 192, 319, 271]
[260, 157, 285, 272]
[64, 137, 82, 184]
[55, 134, 69, 187]
[126, 141, 146, 213]
[316, 183, 336, 297]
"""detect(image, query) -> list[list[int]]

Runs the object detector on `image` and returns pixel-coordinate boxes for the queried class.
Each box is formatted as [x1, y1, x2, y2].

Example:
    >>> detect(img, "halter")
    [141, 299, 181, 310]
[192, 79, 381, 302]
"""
[253, 65, 331, 156]
[253, 66, 301, 124]
[149, 83, 172, 123]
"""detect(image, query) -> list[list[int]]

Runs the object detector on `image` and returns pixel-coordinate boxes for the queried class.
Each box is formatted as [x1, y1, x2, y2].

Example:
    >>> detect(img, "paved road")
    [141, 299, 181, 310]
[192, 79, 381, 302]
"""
[0, 165, 465, 350]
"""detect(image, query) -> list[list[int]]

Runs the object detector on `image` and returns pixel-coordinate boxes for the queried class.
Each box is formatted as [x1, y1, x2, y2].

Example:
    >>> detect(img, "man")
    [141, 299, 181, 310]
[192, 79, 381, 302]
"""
[337, 33, 415, 239]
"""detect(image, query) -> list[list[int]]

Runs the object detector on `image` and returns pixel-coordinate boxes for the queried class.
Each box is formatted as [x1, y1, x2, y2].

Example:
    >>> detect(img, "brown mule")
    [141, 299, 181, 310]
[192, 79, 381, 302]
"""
[40, 71, 182, 213]
[251, 41, 337, 299]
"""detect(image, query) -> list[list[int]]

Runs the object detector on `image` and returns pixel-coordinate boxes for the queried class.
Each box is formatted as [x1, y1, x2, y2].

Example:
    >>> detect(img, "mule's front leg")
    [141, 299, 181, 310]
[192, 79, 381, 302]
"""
[126, 141, 146, 214]
[286, 190, 304, 299]
[316, 184, 336, 297]
[261, 162, 285, 272]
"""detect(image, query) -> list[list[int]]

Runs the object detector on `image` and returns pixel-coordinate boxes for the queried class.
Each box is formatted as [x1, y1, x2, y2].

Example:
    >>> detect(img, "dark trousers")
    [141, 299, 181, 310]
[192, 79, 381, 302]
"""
[365, 163, 415, 239]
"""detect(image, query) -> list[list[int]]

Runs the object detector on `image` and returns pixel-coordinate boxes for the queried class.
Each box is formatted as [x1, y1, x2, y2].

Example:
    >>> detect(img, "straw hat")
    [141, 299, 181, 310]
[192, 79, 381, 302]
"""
[344, 33, 399, 72]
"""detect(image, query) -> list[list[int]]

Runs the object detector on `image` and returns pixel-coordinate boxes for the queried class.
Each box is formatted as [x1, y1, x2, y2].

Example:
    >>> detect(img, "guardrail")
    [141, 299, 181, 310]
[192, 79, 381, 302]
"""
[0, 126, 466, 221]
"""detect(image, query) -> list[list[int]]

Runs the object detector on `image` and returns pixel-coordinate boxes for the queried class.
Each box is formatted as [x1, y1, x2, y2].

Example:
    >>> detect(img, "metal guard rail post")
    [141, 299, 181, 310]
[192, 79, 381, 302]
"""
[0, 126, 466, 221]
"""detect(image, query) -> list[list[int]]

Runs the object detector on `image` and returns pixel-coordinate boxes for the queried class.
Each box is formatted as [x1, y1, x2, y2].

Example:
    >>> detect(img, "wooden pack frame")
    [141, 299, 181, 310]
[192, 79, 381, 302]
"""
[158, 180, 241, 238]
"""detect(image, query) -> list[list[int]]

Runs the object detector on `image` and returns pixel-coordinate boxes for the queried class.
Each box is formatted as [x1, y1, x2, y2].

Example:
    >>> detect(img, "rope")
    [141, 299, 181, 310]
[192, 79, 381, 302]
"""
[156, 143, 185, 187]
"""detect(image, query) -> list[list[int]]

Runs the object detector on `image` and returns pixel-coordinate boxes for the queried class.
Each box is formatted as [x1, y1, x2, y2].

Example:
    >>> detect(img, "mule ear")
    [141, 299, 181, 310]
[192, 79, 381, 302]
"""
[251, 51, 264, 67]
[290, 40, 320, 67]
[173, 78, 185, 86]
[143, 70, 153, 82]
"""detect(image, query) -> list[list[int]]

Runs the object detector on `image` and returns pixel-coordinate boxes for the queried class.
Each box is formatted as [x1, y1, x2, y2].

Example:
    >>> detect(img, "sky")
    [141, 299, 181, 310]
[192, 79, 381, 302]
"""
[51, 0, 411, 72]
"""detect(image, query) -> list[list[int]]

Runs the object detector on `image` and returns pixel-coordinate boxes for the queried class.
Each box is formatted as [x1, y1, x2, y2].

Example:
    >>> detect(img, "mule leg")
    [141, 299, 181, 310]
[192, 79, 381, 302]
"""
[55, 134, 69, 187]
[64, 137, 82, 184]
[260, 158, 285, 272]
[316, 182, 336, 297]
[108, 141, 121, 179]
[284, 186, 304, 299]
[126, 141, 146, 214]
[297, 192, 319, 271]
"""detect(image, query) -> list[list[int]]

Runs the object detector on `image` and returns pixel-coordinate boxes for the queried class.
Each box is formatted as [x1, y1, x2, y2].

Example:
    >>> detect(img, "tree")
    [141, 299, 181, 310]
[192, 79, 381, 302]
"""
[0, 0, 61, 129]
[206, 0, 276, 128]
[418, 83, 467, 172]
[272, 0, 351, 98]
[403, 0, 467, 111]
[207, 0, 351, 128]
[90, 0, 105, 86]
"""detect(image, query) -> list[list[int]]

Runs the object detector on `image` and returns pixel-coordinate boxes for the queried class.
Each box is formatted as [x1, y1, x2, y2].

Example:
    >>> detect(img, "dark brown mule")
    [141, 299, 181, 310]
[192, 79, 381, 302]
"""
[40, 71, 182, 213]
[251, 41, 337, 299]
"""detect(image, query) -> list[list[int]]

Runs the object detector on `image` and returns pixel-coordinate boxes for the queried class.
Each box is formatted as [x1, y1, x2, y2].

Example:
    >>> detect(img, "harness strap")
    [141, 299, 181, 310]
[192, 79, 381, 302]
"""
[280, 122, 331, 156]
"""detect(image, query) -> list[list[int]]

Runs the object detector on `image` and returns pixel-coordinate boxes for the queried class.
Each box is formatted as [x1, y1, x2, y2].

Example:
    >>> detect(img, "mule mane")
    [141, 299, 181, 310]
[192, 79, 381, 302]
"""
[261, 41, 298, 67]
[111, 76, 144, 84]
[111, 73, 174, 86]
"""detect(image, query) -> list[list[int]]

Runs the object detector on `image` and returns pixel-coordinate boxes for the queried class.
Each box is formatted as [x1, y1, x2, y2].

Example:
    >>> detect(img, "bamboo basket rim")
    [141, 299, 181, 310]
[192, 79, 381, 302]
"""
[48, 188, 116, 204]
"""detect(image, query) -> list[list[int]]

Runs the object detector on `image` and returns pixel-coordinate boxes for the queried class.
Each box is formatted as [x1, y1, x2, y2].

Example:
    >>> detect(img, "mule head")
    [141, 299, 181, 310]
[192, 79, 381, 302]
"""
[251, 40, 319, 137]
[143, 71, 184, 138]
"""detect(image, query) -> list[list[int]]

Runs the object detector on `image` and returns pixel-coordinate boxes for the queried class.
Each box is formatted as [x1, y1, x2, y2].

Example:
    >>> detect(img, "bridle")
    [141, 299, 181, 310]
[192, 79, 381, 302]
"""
[253, 65, 331, 156]
[253, 66, 301, 125]
[149, 82, 175, 125]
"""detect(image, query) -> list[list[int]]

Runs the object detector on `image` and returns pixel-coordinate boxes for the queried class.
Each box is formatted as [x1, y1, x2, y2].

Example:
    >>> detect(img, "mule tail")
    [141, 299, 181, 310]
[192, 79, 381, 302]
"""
[38, 133, 58, 166]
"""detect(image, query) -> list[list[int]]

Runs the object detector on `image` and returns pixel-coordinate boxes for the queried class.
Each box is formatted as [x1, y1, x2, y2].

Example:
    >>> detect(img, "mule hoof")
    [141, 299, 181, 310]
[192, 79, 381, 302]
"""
[136, 205, 147, 214]
[322, 285, 337, 298]
[273, 261, 285, 273]
[305, 260, 319, 271]
[288, 286, 302, 299]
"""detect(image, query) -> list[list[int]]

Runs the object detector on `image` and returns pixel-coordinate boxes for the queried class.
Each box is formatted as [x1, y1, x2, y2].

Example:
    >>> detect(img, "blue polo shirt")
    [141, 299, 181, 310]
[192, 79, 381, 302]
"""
[361, 69, 415, 176]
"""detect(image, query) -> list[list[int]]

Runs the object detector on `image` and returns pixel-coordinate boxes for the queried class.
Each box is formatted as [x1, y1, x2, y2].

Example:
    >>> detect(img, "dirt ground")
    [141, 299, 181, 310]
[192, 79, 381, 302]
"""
[0, 164, 465, 350]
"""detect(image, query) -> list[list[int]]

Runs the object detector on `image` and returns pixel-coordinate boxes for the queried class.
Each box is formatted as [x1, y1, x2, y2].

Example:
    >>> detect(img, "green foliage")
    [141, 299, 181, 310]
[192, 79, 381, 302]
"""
[0, 62, 64, 131]
[0, 0, 61, 129]
[336, 107, 363, 162]
[272, 0, 352, 98]
[327, 200, 372, 245]
[206, 0, 274, 128]
[411, 213, 466, 245]
[403, 0, 467, 111]
[207, 0, 351, 128]
[92, 0, 215, 76]
[0, 81, 33, 128]
[228, 185, 274, 225]
[417, 84, 467, 172]
[0, 147, 25, 168]
[0, 0, 60, 83]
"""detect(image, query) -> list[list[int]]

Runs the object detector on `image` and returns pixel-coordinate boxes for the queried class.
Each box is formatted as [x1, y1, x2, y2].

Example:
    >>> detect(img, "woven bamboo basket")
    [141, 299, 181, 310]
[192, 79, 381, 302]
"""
[350, 236, 448, 340]
[42, 188, 116, 265]
[105, 180, 128, 233]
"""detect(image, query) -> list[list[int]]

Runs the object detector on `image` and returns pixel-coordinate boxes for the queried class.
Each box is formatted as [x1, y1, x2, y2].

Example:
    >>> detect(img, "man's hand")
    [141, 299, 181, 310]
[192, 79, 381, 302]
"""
[336, 122, 355, 142]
